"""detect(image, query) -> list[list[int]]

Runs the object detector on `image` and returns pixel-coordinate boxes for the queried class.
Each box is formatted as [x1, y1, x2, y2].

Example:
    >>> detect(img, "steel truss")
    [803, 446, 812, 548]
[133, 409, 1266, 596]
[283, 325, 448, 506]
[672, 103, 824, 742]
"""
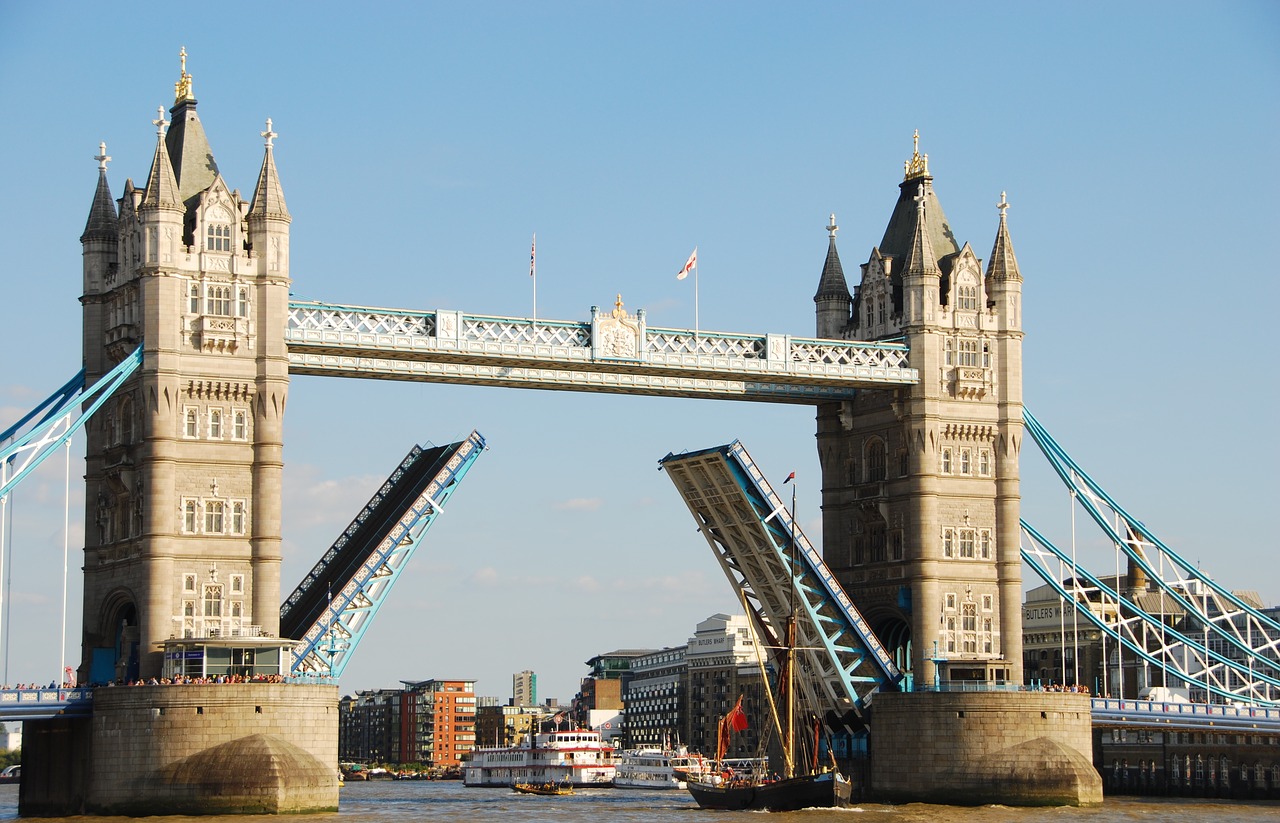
[287, 431, 486, 677]
[286, 300, 917, 403]
[1, 346, 143, 500]
[660, 441, 902, 728]
[1022, 410, 1280, 705]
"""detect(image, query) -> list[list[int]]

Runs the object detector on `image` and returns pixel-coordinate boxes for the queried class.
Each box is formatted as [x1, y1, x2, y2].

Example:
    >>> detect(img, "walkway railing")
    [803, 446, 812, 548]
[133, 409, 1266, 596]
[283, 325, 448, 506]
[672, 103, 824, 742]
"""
[286, 301, 916, 402]
[0, 688, 93, 719]
[1091, 697, 1280, 731]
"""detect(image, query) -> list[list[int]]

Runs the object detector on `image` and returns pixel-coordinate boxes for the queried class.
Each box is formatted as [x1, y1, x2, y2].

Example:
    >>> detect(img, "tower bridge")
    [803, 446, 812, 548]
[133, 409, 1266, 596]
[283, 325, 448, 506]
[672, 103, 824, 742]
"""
[2, 55, 1276, 813]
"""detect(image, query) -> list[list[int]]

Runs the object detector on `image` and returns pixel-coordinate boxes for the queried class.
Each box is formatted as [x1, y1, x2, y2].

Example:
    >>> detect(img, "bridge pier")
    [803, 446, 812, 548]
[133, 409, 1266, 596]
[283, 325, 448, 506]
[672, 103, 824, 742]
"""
[18, 684, 337, 816]
[869, 692, 1102, 806]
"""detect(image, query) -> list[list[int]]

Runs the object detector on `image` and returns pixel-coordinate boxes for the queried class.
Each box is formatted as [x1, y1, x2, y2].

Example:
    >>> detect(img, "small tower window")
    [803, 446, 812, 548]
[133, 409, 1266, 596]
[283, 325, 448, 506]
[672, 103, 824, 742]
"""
[979, 449, 991, 476]
[184, 408, 199, 438]
[959, 449, 972, 475]
[183, 501, 198, 534]
[209, 409, 223, 439]
[206, 285, 231, 316]
[944, 338, 954, 366]
[942, 528, 955, 558]
[231, 574, 244, 594]
[233, 410, 248, 440]
[864, 300, 874, 327]
[231, 501, 246, 535]
[941, 448, 953, 474]
[866, 439, 886, 482]
[205, 500, 225, 533]
[189, 283, 201, 313]
[237, 287, 250, 318]
[877, 297, 886, 324]
[980, 530, 993, 560]
[207, 223, 232, 252]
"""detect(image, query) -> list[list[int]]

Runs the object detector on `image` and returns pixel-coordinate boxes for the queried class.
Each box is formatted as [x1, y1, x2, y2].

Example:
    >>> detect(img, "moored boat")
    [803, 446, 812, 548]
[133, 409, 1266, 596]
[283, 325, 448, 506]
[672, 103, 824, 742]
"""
[463, 728, 614, 788]
[613, 745, 709, 790]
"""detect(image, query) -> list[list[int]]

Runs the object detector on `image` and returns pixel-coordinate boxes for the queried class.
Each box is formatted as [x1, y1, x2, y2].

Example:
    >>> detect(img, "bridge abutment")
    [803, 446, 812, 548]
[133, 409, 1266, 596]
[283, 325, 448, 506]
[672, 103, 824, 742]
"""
[18, 684, 338, 816]
[869, 691, 1102, 806]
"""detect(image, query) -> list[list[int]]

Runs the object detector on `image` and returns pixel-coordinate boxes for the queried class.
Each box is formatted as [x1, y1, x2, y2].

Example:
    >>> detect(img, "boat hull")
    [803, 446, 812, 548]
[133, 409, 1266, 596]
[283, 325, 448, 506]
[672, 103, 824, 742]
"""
[686, 771, 852, 811]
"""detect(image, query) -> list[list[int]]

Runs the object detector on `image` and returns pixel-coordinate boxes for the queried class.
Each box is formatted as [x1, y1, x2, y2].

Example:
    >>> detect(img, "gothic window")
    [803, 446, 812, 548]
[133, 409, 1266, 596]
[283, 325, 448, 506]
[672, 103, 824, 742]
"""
[119, 399, 134, 444]
[982, 340, 991, 368]
[203, 584, 223, 618]
[980, 530, 992, 559]
[189, 283, 200, 313]
[184, 573, 197, 593]
[231, 601, 242, 618]
[866, 439, 886, 482]
[959, 529, 976, 559]
[207, 222, 232, 252]
[231, 574, 244, 594]
[183, 600, 195, 617]
[898, 449, 908, 477]
[982, 594, 994, 611]
[864, 300, 873, 327]
[205, 500, 225, 533]
[958, 281, 979, 310]
[959, 339, 979, 367]
[944, 338, 954, 366]
[962, 603, 977, 649]
[231, 501, 245, 535]
[945, 617, 956, 653]
[941, 448, 953, 474]
[237, 287, 250, 318]
[206, 285, 232, 316]
[942, 528, 955, 558]
[959, 448, 972, 475]
[209, 409, 223, 439]
[184, 408, 198, 438]
[183, 501, 197, 534]
[877, 297, 886, 324]
[870, 528, 886, 563]
[891, 531, 903, 561]
[233, 410, 248, 440]
[983, 619, 994, 653]
[979, 449, 991, 476]
[945, 592, 956, 610]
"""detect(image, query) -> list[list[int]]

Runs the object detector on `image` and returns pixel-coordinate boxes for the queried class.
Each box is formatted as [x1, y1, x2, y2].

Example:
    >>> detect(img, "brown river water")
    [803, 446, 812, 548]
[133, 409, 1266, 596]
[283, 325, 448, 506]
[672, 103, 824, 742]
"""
[0, 781, 1275, 822]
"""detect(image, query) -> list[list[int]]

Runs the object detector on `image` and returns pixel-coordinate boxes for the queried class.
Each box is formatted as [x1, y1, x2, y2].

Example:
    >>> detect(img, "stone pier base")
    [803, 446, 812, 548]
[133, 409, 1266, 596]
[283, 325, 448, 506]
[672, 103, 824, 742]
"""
[19, 683, 339, 816]
[869, 691, 1102, 806]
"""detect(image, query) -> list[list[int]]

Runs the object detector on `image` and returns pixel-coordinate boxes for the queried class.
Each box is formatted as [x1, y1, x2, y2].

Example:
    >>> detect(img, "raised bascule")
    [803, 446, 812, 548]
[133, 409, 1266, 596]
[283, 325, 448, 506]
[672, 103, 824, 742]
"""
[3, 54, 1278, 814]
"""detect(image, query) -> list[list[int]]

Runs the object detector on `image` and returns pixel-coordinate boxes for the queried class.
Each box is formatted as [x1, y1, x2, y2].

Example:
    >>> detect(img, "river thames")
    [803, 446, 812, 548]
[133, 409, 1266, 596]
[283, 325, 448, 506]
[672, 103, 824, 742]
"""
[0, 781, 1274, 822]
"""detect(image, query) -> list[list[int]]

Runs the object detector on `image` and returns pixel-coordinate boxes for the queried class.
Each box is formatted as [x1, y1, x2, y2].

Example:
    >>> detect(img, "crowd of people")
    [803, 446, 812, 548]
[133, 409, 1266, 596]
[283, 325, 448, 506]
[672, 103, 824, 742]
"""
[119, 673, 288, 686]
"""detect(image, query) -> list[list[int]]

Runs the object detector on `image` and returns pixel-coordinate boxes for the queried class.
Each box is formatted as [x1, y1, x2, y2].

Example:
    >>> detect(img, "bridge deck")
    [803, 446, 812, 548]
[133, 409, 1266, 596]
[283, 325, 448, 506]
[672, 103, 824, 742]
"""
[286, 301, 917, 403]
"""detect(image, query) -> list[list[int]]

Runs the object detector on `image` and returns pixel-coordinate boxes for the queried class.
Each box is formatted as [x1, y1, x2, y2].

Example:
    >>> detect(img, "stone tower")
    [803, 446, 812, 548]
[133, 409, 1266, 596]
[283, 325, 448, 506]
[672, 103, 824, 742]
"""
[814, 134, 1024, 689]
[79, 52, 291, 681]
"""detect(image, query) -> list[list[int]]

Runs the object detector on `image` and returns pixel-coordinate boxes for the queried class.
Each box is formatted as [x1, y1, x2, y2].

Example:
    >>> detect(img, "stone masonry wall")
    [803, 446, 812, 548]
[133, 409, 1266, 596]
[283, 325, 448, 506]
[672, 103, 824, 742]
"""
[870, 691, 1102, 806]
[87, 683, 338, 814]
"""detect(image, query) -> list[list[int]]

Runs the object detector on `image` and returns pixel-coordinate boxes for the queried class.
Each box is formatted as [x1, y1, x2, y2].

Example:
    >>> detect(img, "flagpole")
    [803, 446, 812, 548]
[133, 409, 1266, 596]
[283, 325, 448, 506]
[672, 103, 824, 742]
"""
[693, 257, 699, 342]
[530, 233, 537, 331]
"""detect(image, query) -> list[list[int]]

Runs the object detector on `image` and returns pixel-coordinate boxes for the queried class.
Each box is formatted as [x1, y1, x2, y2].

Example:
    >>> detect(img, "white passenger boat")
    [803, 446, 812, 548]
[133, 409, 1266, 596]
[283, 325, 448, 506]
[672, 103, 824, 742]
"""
[463, 729, 615, 787]
[613, 746, 709, 790]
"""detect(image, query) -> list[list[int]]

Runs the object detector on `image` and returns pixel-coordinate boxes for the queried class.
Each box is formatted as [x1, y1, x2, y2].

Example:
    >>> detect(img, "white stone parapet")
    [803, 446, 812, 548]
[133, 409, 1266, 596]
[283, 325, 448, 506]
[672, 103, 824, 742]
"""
[285, 301, 917, 402]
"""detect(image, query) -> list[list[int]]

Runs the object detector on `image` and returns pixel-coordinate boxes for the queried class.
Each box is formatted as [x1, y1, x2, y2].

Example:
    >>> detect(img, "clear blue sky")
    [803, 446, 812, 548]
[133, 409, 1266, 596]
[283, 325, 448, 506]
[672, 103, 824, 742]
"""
[0, 2, 1276, 702]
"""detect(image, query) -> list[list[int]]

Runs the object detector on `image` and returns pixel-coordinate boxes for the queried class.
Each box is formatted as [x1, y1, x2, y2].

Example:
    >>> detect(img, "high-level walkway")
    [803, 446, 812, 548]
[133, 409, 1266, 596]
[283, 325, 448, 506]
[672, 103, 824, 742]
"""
[286, 300, 917, 402]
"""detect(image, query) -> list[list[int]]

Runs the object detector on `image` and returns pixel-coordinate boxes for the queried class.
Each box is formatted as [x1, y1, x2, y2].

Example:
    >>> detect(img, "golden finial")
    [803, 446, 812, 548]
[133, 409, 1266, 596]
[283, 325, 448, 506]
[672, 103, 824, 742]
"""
[903, 129, 931, 181]
[174, 46, 194, 104]
[612, 294, 626, 319]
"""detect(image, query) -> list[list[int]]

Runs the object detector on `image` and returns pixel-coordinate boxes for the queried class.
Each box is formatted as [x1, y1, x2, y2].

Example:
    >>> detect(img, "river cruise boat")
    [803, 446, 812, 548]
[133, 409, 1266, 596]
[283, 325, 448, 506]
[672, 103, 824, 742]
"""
[463, 729, 615, 788]
[613, 746, 709, 790]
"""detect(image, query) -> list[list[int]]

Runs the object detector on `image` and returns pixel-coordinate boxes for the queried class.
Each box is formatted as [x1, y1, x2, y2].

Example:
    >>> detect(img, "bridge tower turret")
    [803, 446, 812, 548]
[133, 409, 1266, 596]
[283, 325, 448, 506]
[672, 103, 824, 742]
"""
[78, 52, 291, 682]
[815, 134, 1025, 689]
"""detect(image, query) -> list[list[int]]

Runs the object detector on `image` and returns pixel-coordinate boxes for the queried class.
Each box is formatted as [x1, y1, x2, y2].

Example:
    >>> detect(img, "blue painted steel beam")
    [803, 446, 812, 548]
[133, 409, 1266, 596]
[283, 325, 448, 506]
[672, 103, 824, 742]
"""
[1, 347, 142, 499]
[660, 441, 901, 721]
[287, 431, 486, 677]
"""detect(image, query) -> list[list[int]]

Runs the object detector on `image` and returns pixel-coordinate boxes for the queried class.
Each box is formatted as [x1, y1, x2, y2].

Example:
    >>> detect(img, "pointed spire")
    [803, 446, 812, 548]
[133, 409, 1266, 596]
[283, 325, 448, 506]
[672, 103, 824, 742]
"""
[141, 107, 180, 209]
[901, 182, 940, 278]
[165, 48, 219, 205]
[81, 142, 118, 242]
[813, 212, 850, 301]
[249, 118, 290, 221]
[986, 191, 1022, 281]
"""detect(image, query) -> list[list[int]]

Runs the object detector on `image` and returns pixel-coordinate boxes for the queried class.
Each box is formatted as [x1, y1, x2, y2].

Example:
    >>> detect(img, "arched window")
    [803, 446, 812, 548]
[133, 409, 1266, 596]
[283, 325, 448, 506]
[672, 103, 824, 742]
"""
[203, 584, 223, 617]
[957, 280, 979, 310]
[980, 530, 992, 560]
[189, 283, 201, 313]
[232, 501, 245, 534]
[944, 338, 954, 366]
[942, 528, 955, 558]
[237, 287, 250, 318]
[209, 409, 223, 439]
[959, 449, 971, 475]
[207, 222, 232, 252]
[979, 449, 991, 475]
[119, 399, 134, 444]
[866, 439, 886, 482]
[233, 410, 248, 440]
[206, 285, 231, 316]
[183, 500, 197, 533]
[959, 529, 976, 558]
[941, 448, 953, 474]
[185, 408, 198, 438]
[205, 500, 225, 533]
[877, 297, 886, 324]
[864, 299, 874, 327]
